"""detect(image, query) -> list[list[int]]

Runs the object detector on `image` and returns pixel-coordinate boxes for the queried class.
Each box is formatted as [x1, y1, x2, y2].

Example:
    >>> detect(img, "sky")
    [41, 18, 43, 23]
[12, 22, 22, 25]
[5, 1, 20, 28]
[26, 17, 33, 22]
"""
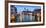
[15, 5, 41, 13]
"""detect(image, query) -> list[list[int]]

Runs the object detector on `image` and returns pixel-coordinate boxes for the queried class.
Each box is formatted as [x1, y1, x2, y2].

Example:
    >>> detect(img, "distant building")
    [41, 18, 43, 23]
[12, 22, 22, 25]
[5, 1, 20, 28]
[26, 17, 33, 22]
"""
[22, 11, 32, 15]
[22, 11, 32, 22]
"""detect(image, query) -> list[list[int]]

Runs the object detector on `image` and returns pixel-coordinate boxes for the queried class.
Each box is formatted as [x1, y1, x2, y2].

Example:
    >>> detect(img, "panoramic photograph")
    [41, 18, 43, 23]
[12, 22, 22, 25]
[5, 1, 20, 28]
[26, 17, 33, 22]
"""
[10, 5, 41, 23]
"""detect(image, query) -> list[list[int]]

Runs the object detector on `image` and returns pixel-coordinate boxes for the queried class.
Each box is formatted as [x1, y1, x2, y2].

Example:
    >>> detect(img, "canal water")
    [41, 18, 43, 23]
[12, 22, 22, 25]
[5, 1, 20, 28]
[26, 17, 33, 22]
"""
[15, 15, 36, 22]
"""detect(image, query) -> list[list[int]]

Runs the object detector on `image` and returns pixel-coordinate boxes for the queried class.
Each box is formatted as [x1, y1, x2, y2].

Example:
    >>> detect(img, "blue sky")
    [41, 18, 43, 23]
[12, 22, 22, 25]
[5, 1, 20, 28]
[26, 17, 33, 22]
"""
[15, 5, 41, 12]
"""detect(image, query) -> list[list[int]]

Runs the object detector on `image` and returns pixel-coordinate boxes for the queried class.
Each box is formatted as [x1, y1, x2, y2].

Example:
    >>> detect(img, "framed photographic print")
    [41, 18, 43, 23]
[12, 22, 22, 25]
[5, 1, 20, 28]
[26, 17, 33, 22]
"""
[5, 1, 45, 28]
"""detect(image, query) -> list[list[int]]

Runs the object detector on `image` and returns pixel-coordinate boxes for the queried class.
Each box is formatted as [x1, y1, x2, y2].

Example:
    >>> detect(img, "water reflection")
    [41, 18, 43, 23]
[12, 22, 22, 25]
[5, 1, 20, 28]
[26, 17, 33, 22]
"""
[15, 15, 37, 22]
